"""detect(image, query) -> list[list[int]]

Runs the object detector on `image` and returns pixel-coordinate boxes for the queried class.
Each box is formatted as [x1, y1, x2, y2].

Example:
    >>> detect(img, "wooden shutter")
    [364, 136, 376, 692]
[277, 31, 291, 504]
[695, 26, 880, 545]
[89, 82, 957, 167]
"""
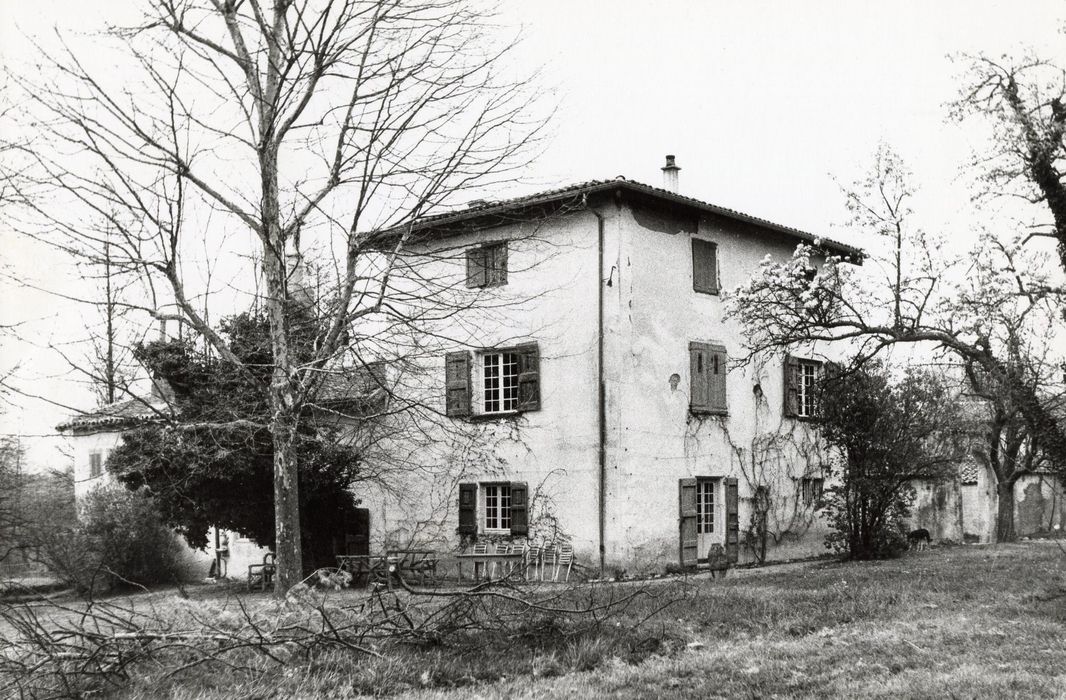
[689, 343, 708, 412]
[679, 478, 698, 567]
[690, 342, 726, 414]
[515, 343, 540, 411]
[783, 355, 800, 417]
[90, 452, 102, 477]
[445, 351, 472, 417]
[465, 247, 487, 288]
[458, 483, 478, 535]
[509, 482, 528, 536]
[725, 477, 739, 563]
[710, 345, 728, 413]
[492, 243, 508, 286]
[691, 239, 718, 294]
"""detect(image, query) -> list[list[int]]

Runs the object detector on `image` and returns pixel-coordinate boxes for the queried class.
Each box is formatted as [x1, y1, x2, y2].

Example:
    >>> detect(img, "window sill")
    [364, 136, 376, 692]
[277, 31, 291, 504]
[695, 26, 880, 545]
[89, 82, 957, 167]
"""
[467, 411, 523, 422]
[690, 408, 728, 417]
[787, 414, 820, 423]
[482, 529, 511, 536]
[693, 288, 721, 296]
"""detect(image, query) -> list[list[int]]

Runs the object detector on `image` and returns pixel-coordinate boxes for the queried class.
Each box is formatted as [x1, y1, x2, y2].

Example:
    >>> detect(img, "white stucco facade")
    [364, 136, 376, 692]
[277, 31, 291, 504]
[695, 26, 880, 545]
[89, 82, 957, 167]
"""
[357, 183, 848, 574]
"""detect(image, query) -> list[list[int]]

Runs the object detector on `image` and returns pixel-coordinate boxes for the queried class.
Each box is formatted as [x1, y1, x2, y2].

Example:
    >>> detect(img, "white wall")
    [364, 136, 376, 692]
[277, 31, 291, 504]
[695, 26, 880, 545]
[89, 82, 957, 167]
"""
[603, 202, 832, 570]
[359, 198, 840, 572]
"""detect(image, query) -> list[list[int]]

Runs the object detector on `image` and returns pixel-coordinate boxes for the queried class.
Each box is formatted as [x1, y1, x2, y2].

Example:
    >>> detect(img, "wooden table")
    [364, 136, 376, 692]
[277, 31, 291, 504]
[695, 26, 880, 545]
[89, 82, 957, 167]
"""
[336, 554, 394, 588]
[386, 549, 440, 585]
[455, 552, 525, 581]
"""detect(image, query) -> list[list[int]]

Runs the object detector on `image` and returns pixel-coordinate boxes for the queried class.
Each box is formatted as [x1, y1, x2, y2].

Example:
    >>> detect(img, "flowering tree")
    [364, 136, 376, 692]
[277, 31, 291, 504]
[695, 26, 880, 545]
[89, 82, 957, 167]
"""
[727, 145, 1065, 542]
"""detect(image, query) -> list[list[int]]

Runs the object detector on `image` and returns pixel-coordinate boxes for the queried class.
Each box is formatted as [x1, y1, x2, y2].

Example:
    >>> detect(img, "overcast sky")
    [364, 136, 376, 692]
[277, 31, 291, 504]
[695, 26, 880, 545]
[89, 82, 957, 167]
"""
[1, 0, 1064, 469]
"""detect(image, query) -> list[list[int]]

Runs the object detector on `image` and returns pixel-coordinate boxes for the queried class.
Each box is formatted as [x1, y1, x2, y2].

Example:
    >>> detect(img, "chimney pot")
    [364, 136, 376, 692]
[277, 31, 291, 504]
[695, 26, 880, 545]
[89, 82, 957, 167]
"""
[661, 154, 681, 193]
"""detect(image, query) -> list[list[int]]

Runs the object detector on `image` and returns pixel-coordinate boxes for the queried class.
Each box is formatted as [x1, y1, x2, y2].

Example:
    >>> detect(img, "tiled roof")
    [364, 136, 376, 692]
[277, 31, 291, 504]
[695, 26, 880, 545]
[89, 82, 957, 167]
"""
[57, 366, 386, 432]
[56, 397, 165, 433]
[387, 178, 864, 260]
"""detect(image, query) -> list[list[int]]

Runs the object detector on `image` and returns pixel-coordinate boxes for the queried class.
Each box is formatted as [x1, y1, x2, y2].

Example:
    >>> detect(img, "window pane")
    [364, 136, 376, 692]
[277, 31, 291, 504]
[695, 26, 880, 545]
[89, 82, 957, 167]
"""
[696, 480, 715, 534]
[485, 485, 498, 530]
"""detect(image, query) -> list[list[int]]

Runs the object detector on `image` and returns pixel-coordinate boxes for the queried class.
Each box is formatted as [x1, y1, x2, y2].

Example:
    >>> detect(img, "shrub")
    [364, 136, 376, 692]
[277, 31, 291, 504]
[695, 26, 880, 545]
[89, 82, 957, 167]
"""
[818, 361, 964, 560]
[38, 486, 185, 592]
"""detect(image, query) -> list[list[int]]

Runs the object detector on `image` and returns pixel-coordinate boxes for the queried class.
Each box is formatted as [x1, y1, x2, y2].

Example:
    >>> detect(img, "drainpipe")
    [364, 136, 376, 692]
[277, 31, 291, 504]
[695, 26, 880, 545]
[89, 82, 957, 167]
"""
[584, 196, 608, 575]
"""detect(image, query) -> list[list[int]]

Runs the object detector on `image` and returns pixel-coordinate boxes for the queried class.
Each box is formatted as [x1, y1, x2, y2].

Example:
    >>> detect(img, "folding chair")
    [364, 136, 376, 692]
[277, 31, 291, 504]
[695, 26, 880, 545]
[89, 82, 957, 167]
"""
[472, 542, 488, 580]
[540, 545, 557, 582]
[524, 545, 541, 581]
[555, 544, 574, 582]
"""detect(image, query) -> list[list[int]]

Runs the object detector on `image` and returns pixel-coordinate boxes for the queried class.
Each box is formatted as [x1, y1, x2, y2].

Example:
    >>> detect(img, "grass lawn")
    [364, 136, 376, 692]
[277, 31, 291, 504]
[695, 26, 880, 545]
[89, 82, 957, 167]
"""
[7, 542, 1065, 698]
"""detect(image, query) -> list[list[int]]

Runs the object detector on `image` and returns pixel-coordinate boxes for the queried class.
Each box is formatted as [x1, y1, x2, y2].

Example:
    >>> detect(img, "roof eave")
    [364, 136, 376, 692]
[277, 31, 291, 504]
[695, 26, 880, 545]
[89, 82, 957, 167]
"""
[373, 180, 864, 263]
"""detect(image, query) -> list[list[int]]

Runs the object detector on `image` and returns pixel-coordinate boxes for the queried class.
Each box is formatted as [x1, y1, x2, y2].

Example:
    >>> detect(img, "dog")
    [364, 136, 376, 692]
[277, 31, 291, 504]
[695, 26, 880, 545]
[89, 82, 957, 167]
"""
[907, 528, 932, 551]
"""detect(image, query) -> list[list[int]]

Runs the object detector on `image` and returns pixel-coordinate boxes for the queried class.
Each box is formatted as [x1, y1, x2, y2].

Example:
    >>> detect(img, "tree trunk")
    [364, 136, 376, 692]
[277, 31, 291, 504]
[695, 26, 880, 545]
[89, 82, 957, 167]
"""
[995, 482, 1016, 543]
[261, 140, 302, 597]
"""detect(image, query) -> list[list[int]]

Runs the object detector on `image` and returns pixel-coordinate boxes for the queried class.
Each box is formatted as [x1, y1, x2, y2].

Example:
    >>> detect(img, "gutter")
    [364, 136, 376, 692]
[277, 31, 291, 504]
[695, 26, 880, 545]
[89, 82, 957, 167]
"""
[584, 196, 608, 575]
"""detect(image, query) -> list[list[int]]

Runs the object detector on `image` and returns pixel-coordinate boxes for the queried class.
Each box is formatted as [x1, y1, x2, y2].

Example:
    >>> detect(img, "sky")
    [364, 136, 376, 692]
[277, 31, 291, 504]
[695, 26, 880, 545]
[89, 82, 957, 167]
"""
[1, 0, 1064, 470]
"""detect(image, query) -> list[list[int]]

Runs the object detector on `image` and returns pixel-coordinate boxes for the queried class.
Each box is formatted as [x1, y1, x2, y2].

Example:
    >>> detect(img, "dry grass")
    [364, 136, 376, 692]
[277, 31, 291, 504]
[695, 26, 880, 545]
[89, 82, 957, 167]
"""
[6, 542, 1066, 698]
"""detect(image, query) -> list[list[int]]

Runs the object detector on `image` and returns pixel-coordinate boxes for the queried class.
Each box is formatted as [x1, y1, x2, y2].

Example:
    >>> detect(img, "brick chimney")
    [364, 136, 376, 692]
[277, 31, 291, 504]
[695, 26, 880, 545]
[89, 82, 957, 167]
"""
[661, 155, 680, 193]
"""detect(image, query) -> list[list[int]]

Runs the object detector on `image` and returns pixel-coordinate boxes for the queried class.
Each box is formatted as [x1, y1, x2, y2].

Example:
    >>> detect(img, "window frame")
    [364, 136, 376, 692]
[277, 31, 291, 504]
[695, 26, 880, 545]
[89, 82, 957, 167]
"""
[797, 360, 819, 418]
[482, 483, 513, 533]
[478, 349, 521, 415]
[785, 355, 823, 420]
[696, 479, 716, 534]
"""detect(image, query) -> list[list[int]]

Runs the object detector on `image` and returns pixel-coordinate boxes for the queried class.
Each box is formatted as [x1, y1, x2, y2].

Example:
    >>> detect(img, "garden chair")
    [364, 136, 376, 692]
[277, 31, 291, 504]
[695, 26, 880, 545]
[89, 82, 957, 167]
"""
[472, 542, 488, 580]
[540, 545, 557, 582]
[247, 552, 276, 592]
[524, 545, 541, 581]
[555, 544, 574, 582]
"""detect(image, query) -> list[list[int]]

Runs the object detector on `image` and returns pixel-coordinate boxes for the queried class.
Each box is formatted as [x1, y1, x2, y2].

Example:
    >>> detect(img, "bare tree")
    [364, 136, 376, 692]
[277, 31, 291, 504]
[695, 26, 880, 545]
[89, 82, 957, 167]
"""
[727, 145, 1065, 542]
[2, 0, 546, 595]
[952, 55, 1066, 272]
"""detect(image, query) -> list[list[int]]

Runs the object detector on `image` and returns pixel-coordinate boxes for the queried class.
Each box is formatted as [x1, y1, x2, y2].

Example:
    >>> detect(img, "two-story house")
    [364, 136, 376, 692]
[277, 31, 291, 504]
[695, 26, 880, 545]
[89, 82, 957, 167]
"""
[357, 157, 863, 574]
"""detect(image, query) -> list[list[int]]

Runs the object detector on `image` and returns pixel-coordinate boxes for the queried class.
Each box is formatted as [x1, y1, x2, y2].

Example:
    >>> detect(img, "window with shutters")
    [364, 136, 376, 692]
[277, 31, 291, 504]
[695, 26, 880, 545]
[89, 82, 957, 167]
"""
[89, 452, 103, 478]
[466, 242, 508, 289]
[446, 344, 540, 418]
[689, 341, 728, 415]
[691, 238, 719, 295]
[457, 481, 528, 536]
[801, 477, 824, 506]
[784, 356, 822, 419]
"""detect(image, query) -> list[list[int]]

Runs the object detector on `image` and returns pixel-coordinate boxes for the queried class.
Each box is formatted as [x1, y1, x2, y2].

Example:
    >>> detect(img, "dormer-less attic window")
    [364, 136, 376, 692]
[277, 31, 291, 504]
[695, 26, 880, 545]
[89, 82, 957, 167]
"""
[692, 238, 719, 295]
[466, 242, 508, 288]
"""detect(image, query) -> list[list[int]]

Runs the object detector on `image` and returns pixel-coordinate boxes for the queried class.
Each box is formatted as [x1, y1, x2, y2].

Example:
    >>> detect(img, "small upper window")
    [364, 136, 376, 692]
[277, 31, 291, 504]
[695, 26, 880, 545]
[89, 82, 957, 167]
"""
[89, 452, 103, 478]
[692, 239, 719, 295]
[466, 242, 508, 289]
